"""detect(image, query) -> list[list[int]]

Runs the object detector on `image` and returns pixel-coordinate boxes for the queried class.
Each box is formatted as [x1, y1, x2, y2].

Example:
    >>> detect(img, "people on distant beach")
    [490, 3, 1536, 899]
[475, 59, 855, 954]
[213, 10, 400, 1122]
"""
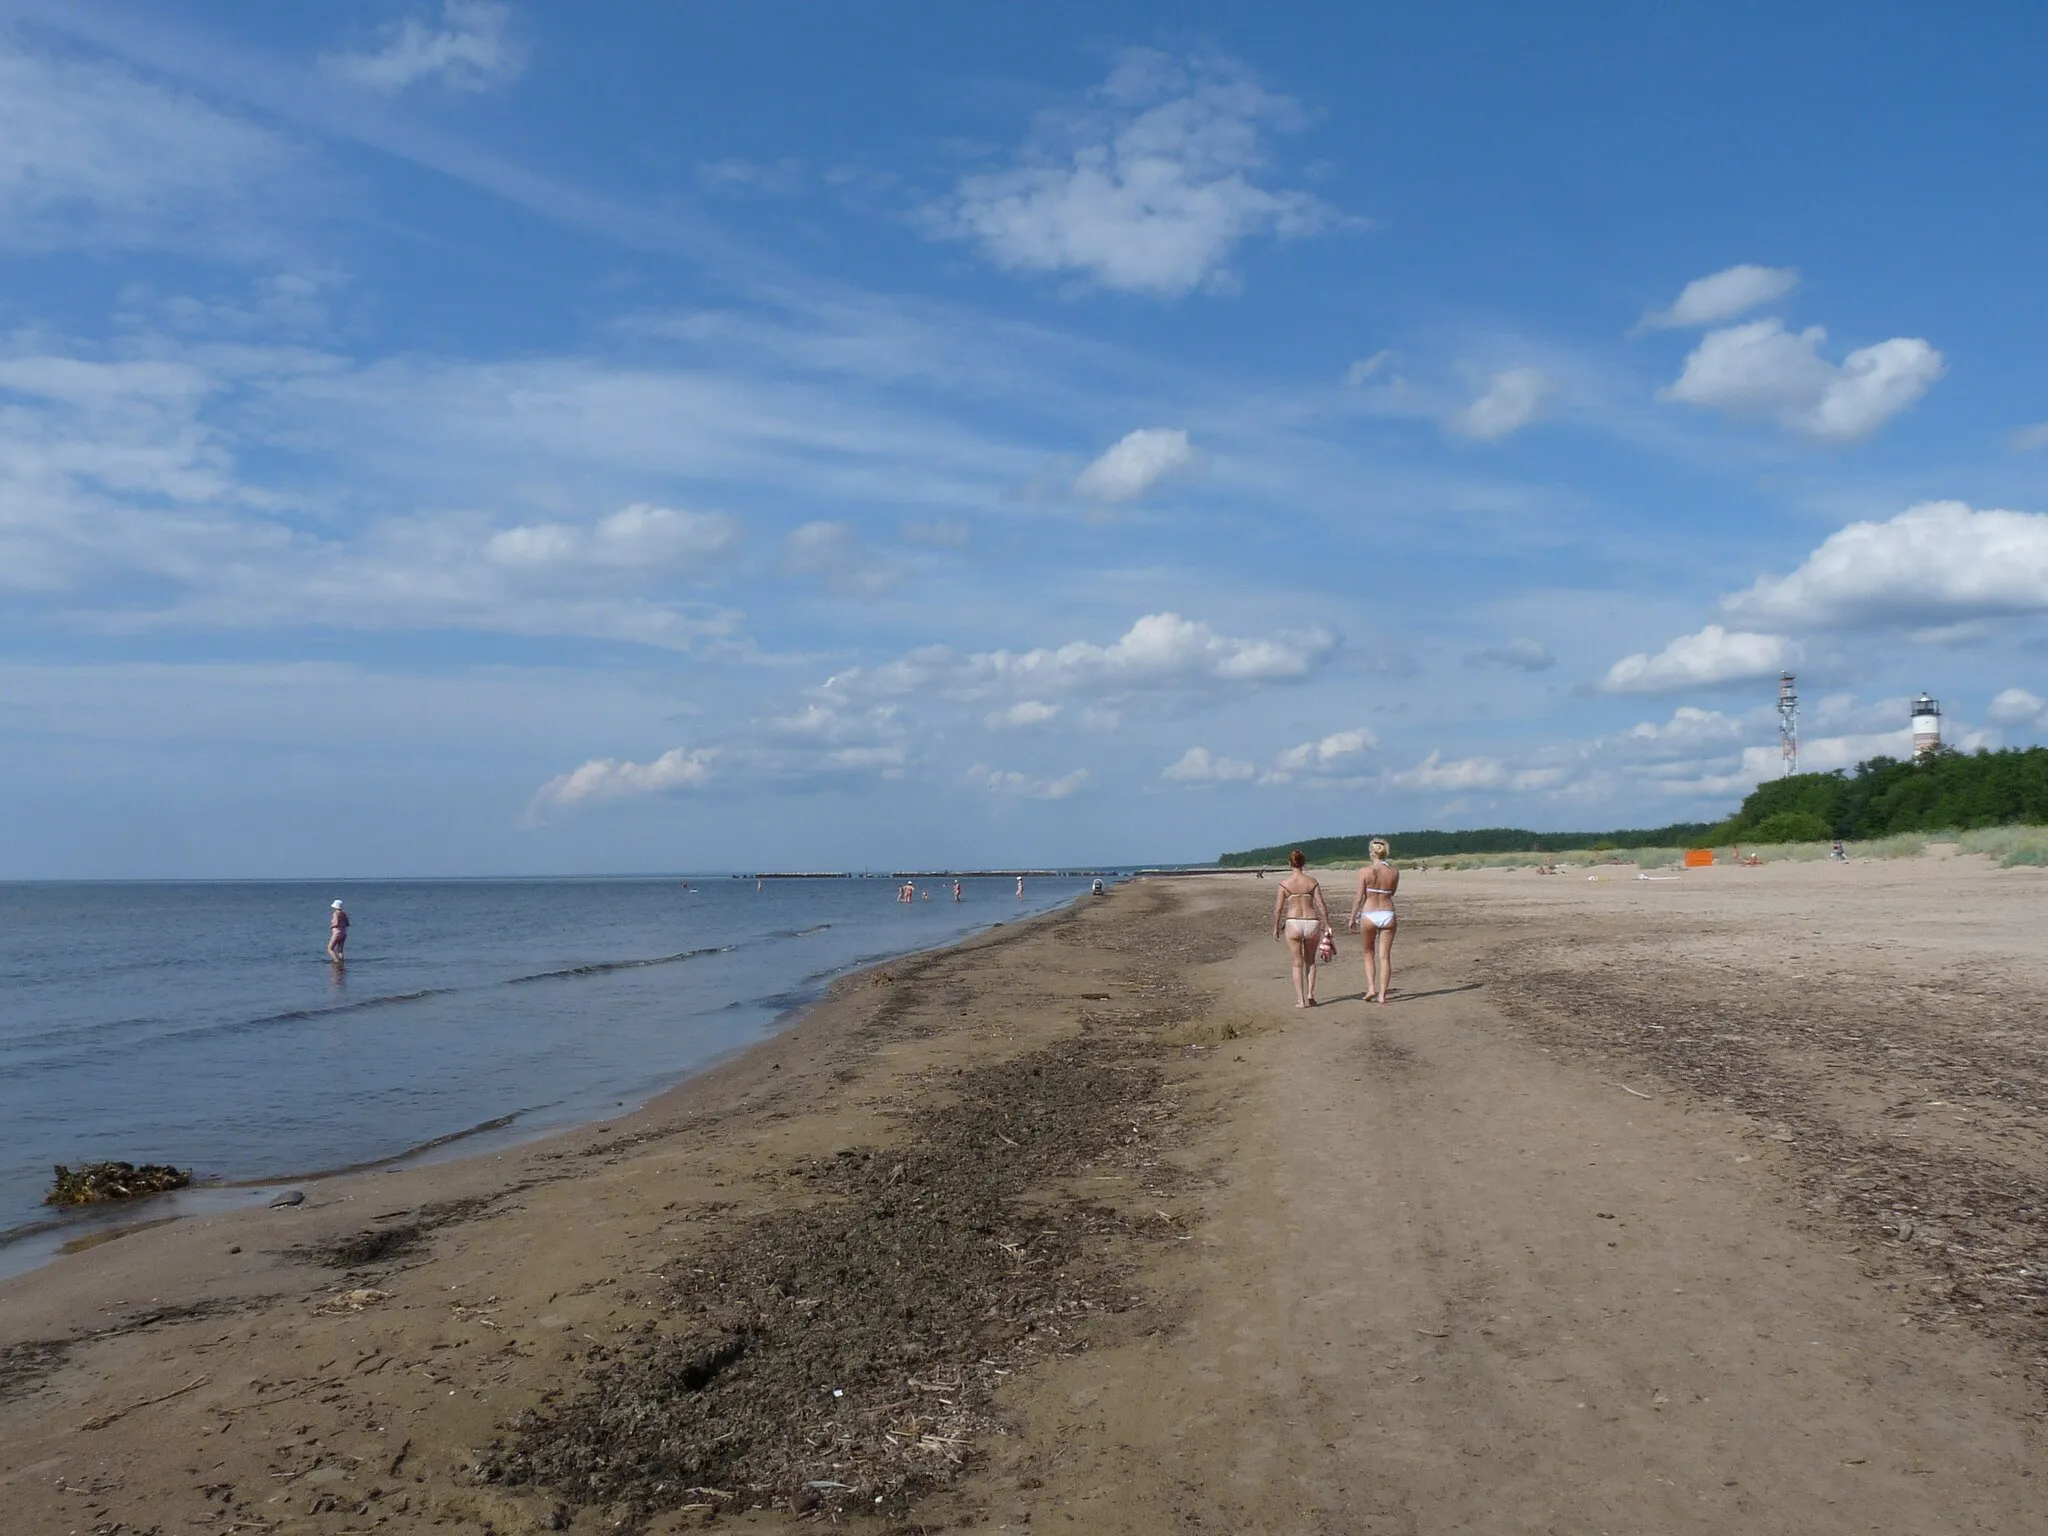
[1272, 850, 1332, 1008]
[1348, 839, 1398, 1004]
[327, 899, 349, 963]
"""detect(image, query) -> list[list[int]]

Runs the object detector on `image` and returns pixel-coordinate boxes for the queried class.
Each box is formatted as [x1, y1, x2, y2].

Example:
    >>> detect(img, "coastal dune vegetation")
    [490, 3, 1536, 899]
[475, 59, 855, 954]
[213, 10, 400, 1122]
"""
[1220, 746, 2048, 870]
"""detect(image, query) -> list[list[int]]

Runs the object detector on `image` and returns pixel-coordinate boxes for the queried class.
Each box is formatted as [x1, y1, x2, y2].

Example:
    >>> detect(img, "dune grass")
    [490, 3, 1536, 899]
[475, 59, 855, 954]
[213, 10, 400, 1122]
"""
[1956, 825, 2048, 867]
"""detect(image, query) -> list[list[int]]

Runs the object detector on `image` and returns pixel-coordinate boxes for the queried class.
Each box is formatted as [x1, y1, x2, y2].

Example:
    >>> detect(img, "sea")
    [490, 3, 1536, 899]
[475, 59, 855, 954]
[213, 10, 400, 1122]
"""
[0, 874, 1104, 1277]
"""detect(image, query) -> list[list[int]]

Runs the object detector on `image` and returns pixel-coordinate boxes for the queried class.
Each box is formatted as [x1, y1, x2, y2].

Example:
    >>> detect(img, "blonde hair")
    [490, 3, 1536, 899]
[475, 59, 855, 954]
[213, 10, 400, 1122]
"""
[1369, 838, 1390, 861]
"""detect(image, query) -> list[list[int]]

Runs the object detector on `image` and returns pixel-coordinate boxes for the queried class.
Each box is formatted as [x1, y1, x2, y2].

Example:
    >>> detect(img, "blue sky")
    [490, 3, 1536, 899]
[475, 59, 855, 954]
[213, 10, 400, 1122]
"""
[5, 1, 2048, 876]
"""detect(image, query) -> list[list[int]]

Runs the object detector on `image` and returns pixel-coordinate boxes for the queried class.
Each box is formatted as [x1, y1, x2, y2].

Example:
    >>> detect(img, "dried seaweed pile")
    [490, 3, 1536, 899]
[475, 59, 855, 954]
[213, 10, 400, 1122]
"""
[485, 1017, 1188, 1521]
[44, 1162, 190, 1206]
[294, 1194, 496, 1272]
[1487, 933, 2048, 1364]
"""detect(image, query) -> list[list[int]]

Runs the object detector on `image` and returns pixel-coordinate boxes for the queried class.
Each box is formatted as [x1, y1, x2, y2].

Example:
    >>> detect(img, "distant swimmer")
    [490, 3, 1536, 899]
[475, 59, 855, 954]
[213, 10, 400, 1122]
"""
[327, 899, 349, 962]
[1016, 875, 1024, 900]
[757, 878, 764, 892]
[952, 880, 963, 902]
[1272, 851, 1331, 1008]
[899, 881, 916, 903]
[1347, 839, 1400, 1004]
[920, 888, 931, 901]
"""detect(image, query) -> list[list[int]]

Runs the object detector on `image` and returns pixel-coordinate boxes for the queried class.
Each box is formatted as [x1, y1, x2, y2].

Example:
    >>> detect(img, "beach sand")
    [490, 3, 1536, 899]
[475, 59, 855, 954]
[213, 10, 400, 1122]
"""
[3, 860, 2046, 1533]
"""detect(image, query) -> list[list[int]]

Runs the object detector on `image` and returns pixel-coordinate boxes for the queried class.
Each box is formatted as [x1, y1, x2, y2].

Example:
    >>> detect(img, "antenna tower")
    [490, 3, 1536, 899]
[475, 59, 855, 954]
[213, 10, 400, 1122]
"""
[1778, 672, 1799, 776]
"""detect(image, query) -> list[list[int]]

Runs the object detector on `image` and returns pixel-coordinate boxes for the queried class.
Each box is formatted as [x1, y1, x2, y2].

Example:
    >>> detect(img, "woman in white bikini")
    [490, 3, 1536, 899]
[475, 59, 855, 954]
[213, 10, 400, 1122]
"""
[1271, 850, 1333, 1009]
[1348, 839, 1399, 1003]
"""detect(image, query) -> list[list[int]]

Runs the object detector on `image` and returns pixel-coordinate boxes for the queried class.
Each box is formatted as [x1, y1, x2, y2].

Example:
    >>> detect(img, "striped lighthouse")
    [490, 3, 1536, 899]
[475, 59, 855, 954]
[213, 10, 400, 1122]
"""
[1911, 694, 1941, 757]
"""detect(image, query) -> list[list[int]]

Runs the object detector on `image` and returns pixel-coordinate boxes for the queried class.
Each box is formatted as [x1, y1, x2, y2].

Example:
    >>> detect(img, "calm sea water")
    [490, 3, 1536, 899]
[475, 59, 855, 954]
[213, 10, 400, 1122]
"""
[0, 875, 1100, 1274]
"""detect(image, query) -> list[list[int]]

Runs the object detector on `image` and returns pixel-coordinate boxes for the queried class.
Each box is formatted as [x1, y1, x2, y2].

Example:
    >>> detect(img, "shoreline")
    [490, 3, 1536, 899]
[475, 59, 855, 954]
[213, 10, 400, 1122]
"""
[0, 893, 1092, 1286]
[0, 888, 1105, 1310]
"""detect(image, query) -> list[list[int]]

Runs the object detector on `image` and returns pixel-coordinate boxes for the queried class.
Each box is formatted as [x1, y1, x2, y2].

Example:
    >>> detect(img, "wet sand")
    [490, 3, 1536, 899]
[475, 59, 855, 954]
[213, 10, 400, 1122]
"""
[3, 861, 2046, 1534]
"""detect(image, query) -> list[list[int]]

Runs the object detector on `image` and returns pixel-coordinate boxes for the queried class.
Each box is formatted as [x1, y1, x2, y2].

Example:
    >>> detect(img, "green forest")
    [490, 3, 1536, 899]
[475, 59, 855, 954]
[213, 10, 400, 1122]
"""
[1217, 746, 2048, 865]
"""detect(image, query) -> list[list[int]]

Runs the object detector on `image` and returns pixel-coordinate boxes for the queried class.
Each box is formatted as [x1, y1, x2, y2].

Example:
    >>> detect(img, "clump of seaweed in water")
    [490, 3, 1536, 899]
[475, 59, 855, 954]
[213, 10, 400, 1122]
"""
[45, 1162, 191, 1206]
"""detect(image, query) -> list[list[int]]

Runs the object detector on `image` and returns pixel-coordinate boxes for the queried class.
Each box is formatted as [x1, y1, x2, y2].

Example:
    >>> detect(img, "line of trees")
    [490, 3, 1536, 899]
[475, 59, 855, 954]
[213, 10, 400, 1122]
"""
[1216, 746, 2048, 864]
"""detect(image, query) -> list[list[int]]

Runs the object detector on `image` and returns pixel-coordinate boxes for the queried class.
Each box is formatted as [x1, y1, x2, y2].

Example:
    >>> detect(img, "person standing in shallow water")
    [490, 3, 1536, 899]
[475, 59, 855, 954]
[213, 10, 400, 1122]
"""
[1271, 850, 1331, 1008]
[1348, 839, 1399, 1003]
[327, 899, 349, 963]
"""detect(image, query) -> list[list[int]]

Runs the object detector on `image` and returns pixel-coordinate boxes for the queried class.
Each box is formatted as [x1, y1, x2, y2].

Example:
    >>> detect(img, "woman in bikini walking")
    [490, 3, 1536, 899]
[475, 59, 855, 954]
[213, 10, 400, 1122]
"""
[1271, 849, 1333, 1009]
[1347, 838, 1398, 1003]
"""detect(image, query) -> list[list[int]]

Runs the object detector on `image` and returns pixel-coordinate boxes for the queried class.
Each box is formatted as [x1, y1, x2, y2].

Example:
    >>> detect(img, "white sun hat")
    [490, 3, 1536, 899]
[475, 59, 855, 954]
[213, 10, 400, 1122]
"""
[332, 899, 345, 909]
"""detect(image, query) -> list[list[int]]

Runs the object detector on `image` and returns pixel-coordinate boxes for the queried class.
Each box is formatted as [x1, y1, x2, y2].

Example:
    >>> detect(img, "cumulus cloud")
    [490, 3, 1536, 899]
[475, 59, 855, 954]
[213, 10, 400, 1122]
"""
[1730, 501, 2048, 628]
[823, 612, 1335, 708]
[1988, 687, 2048, 728]
[1265, 727, 1375, 783]
[1638, 264, 1797, 330]
[1601, 625, 1792, 694]
[1161, 746, 1255, 783]
[969, 764, 1090, 800]
[1073, 427, 1198, 502]
[1464, 637, 1555, 672]
[527, 746, 717, 819]
[0, 38, 303, 256]
[1447, 368, 1555, 441]
[987, 700, 1061, 730]
[1661, 319, 1943, 443]
[323, 1, 526, 94]
[781, 521, 905, 598]
[936, 50, 1335, 297]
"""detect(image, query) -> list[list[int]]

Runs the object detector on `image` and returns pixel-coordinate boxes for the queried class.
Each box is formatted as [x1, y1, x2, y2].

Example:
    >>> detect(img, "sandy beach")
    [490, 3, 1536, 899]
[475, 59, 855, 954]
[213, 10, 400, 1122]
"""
[4, 859, 2047, 1534]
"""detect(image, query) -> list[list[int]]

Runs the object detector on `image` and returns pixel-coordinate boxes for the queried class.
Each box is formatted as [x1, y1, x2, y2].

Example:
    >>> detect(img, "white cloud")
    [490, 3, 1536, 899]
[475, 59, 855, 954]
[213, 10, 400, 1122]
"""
[486, 503, 739, 575]
[1161, 746, 1254, 783]
[1464, 637, 1554, 672]
[527, 746, 717, 818]
[1447, 368, 1555, 441]
[1344, 350, 1394, 387]
[1385, 750, 1509, 791]
[1989, 687, 2048, 728]
[824, 612, 1334, 708]
[1662, 319, 1942, 443]
[323, 1, 526, 95]
[937, 50, 1335, 297]
[2011, 422, 2048, 453]
[1073, 427, 1198, 502]
[1601, 625, 1792, 694]
[781, 521, 905, 598]
[1731, 501, 2048, 628]
[969, 764, 1090, 800]
[0, 37, 303, 256]
[987, 700, 1061, 730]
[1266, 726, 1375, 783]
[1638, 264, 1798, 330]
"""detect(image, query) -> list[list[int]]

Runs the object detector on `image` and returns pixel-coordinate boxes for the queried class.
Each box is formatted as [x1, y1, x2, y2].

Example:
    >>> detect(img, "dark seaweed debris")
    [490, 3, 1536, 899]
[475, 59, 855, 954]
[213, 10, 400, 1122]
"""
[45, 1162, 191, 1206]
[485, 1037, 1188, 1521]
[296, 1194, 495, 1270]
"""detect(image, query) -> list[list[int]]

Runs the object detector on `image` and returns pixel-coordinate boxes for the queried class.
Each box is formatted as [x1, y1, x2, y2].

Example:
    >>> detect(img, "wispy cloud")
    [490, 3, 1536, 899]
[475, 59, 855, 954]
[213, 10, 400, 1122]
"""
[526, 746, 718, 821]
[969, 764, 1090, 799]
[322, 1, 526, 95]
[1464, 637, 1555, 672]
[1161, 746, 1254, 783]
[936, 50, 1338, 297]
[1447, 368, 1556, 441]
[781, 521, 905, 599]
[0, 34, 306, 256]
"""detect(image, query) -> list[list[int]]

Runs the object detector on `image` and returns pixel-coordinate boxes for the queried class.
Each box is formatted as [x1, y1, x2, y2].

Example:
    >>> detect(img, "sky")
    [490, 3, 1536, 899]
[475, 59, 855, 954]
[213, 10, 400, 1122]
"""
[5, 1, 2048, 877]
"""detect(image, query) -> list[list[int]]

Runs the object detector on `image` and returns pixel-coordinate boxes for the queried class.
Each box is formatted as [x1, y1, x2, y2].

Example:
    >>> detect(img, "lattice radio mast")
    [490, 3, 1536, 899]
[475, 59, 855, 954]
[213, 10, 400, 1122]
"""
[1778, 672, 1799, 776]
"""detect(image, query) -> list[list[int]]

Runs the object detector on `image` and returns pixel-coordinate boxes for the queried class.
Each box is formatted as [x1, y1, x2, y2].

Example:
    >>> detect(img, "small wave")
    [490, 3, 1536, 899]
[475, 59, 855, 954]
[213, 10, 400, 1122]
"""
[506, 943, 735, 985]
[247, 988, 458, 1025]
